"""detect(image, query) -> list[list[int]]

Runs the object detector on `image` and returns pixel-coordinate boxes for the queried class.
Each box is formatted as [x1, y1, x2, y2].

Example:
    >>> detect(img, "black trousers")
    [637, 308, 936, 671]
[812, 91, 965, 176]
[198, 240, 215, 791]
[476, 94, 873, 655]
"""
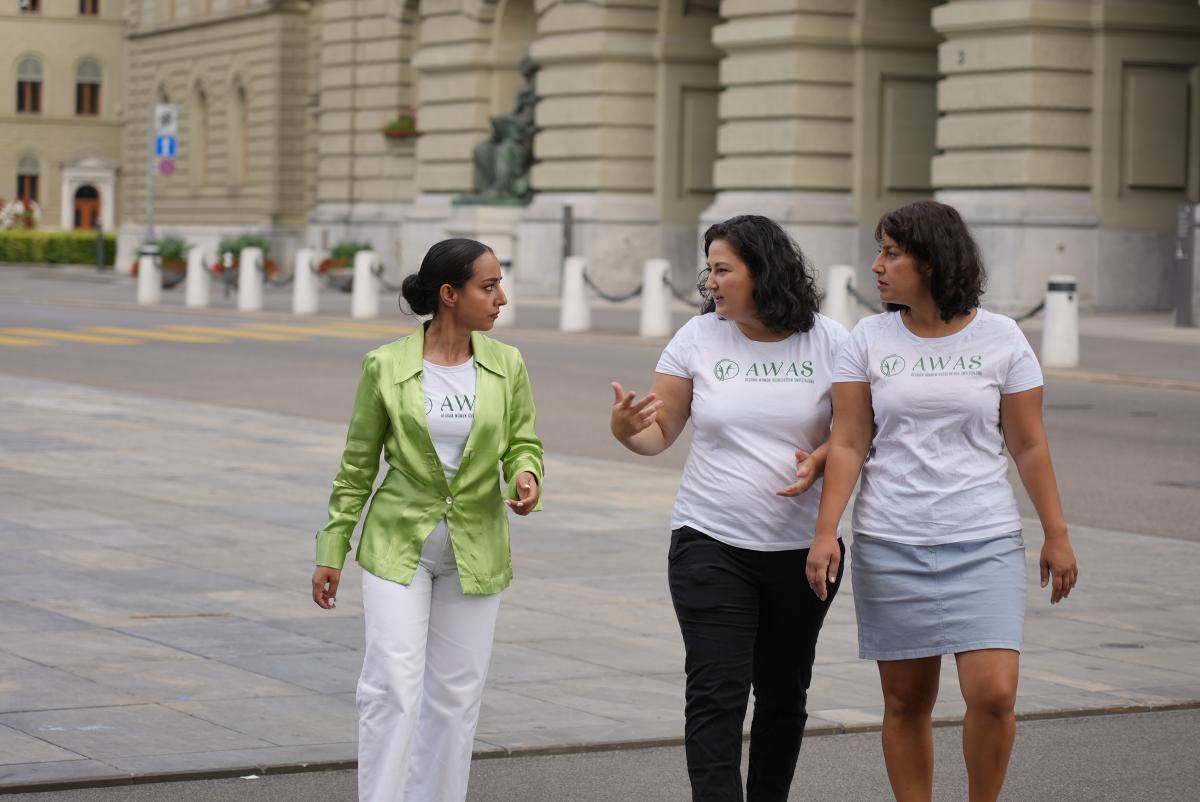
[668, 526, 844, 802]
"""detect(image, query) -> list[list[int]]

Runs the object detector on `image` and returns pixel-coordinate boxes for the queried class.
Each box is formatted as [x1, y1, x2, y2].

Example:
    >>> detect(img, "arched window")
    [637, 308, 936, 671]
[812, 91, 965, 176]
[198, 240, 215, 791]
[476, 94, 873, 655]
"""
[79, 0, 99, 15]
[16, 58, 42, 114]
[229, 83, 248, 186]
[76, 60, 101, 115]
[19, 0, 40, 13]
[190, 84, 209, 186]
[17, 156, 40, 203]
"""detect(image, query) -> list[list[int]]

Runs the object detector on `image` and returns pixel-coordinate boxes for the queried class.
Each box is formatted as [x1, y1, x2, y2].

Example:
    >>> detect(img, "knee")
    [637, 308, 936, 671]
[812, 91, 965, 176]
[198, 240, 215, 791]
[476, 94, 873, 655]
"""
[964, 682, 1016, 719]
[882, 685, 937, 720]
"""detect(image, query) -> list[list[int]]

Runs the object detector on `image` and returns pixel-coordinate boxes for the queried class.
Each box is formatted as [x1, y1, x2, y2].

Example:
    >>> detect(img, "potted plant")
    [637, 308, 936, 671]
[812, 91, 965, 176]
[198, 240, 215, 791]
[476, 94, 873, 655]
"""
[318, 241, 372, 273]
[382, 108, 418, 140]
[130, 235, 188, 285]
[211, 234, 279, 278]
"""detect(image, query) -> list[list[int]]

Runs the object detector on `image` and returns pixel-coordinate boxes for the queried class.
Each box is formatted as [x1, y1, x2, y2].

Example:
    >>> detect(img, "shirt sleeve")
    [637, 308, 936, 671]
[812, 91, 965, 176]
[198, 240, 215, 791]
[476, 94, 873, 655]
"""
[832, 319, 870, 383]
[655, 318, 695, 378]
[1002, 324, 1044, 394]
[502, 352, 545, 511]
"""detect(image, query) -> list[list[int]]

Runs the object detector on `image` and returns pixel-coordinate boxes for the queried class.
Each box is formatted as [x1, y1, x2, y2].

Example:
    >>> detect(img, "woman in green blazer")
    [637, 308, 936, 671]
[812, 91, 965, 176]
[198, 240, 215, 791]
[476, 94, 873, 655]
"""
[311, 238, 544, 802]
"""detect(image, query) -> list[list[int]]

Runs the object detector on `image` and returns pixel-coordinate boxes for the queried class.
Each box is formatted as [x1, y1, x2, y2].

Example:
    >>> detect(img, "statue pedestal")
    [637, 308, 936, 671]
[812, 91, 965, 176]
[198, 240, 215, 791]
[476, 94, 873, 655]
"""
[444, 204, 524, 267]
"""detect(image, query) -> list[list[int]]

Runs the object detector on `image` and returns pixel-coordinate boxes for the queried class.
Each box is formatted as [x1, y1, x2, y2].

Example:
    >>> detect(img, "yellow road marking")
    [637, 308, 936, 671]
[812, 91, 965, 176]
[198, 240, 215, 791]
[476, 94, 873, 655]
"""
[4, 327, 141, 345]
[81, 325, 230, 344]
[241, 323, 387, 339]
[327, 322, 415, 335]
[160, 325, 305, 342]
[0, 334, 52, 346]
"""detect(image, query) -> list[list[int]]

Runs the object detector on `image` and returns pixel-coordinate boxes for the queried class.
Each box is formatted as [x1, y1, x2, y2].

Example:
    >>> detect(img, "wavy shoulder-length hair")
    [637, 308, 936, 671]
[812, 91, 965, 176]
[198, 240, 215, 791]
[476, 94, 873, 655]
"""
[875, 201, 985, 322]
[700, 215, 821, 333]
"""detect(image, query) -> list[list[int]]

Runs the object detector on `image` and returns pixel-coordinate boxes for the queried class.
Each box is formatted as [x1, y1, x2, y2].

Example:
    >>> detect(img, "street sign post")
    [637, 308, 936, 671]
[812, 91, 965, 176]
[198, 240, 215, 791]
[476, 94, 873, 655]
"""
[145, 103, 179, 245]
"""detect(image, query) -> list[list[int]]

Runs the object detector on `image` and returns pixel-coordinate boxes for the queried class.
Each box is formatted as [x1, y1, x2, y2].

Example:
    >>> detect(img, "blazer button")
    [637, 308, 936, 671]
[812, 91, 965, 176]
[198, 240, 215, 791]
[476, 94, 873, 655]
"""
[445, 496, 453, 505]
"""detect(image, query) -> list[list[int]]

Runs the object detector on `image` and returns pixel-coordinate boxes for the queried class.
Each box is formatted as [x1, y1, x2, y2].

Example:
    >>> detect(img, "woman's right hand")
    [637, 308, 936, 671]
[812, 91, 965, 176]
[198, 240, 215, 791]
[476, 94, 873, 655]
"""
[805, 534, 841, 601]
[312, 566, 341, 609]
[610, 382, 661, 441]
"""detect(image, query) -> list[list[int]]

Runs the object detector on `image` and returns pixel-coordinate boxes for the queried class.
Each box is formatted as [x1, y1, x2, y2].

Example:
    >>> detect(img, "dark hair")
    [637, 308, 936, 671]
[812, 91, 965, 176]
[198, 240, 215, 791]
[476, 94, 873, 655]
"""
[874, 201, 985, 322]
[400, 238, 493, 317]
[700, 215, 820, 333]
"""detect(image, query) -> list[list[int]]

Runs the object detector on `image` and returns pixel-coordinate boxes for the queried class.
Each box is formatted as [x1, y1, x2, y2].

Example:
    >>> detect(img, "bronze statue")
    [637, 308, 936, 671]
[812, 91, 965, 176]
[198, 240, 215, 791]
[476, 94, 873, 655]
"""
[460, 56, 538, 205]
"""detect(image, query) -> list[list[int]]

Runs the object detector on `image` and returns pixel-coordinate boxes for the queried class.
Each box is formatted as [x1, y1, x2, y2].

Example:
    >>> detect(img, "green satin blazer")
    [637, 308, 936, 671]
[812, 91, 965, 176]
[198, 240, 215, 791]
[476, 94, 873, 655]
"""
[315, 325, 544, 595]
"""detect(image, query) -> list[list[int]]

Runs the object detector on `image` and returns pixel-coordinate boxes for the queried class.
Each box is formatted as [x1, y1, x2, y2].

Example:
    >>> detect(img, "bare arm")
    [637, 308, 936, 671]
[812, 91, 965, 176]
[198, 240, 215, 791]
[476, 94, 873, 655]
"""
[806, 382, 873, 600]
[610, 373, 692, 457]
[1000, 386, 1078, 603]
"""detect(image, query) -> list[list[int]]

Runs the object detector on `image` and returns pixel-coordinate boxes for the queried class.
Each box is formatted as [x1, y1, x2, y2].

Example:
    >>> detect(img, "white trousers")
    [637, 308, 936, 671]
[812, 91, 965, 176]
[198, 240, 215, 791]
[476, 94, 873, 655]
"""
[357, 522, 502, 802]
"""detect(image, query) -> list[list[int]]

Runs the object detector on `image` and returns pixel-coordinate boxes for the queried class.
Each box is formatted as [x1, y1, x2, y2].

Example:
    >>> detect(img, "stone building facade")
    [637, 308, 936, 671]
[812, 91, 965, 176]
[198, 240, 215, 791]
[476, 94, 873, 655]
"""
[115, 0, 1200, 311]
[0, 0, 125, 233]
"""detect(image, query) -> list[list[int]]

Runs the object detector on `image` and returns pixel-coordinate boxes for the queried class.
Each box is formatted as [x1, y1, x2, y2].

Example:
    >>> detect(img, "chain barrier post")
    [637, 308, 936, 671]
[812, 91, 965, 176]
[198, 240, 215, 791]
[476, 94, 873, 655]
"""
[495, 260, 515, 328]
[352, 249, 381, 319]
[560, 256, 591, 332]
[185, 246, 209, 308]
[822, 265, 859, 330]
[137, 244, 161, 305]
[293, 248, 320, 315]
[639, 258, 672, 338]
[237, 247, 264, 311]
[1175, 203, 1195, 328]
[1041, 275, 1078, 368]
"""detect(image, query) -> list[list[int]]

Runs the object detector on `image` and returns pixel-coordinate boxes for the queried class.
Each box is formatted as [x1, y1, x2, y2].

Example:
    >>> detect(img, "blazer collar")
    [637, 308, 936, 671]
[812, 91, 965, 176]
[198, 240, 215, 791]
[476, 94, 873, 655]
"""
[393, 323, 507, 383]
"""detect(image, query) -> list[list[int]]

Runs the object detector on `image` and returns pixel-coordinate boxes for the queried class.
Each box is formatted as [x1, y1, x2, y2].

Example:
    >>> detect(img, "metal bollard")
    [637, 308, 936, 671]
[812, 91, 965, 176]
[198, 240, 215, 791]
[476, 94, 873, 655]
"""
[185, 247, 209, 308]
[136, 245, 161, 305]
[293, 248, 319, 315]
[1041, 275, 1079, 368]
[559, 256, 590, 332]
[822, 264, 858, 331]
[352, 250, 380, 319]
[238, 247, 264, 311]
[638, 258, 672, 338]
[494, 261, 515, 328]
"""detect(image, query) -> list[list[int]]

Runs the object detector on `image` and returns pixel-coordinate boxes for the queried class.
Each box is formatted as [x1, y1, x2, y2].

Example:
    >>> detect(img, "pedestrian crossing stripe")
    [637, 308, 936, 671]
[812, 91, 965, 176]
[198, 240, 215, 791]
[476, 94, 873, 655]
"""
[161, 325, 305, 342]
[241, 323, 393, 339]
[3, 327, 142, 345]
[82, 325, 231, 344]
[0, 334, 51, 346]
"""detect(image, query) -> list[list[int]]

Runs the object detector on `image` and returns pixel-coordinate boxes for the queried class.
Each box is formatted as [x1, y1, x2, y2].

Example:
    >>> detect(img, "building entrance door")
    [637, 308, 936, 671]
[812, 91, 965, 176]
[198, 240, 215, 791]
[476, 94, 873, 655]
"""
[74, 185, 100, 229]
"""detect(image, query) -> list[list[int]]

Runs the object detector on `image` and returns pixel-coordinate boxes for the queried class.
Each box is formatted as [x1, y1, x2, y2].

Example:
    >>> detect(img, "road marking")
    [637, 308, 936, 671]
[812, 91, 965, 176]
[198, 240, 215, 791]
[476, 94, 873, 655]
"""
[1044, 368, 1200, 393]
[160, 325, 305, 342]
[3, 327, 141, 345]
[81, 325, 231, 344]
[0, 334, 52, 346]
[326, 322, 415, 335]
[241, 323, 388, 339]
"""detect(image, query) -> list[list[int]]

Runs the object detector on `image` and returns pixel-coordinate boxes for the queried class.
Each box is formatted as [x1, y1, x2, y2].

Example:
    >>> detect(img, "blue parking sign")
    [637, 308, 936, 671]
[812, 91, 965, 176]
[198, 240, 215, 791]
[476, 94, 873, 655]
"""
[155, 135, 177, 157]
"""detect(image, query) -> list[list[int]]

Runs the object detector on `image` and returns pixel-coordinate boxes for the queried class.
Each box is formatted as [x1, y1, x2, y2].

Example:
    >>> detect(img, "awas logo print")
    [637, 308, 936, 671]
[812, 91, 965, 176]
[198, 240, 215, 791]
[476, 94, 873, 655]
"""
[743, 361, 815, 384]
[879, 355, 906, 377]
[426, 394, 476, 418]
[714, 359, 739, 381]
[910, 354, 983, 377]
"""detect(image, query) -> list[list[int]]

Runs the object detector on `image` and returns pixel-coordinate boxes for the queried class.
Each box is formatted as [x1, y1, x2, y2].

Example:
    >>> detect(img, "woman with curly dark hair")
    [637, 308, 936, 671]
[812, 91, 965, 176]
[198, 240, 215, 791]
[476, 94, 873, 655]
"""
[609, 215, 849, 801]
[806, 201, 1078, 802]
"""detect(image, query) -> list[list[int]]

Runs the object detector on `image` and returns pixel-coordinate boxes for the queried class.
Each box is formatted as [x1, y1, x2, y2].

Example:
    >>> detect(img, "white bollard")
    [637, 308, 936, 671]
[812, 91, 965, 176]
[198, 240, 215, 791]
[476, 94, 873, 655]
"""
[237, 247, 264, 311]
[1041, 274, 1079, 368]
[822, 264, 859, 331]
[494, 261, 515, 328]
[639, 258, 672, 338]
[559, 256, 591, 332]
[292, 248, 319, 315]
[352, 249, 380, 319]
[136, 250, 161, 305]
[185, 247, 209, 308]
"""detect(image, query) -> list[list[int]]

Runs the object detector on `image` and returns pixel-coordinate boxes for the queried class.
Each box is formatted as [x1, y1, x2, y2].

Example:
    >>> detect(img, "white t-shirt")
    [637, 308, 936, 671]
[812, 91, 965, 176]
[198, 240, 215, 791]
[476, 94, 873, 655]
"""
[656, 313, 849, 551]
[422, 358, 477, 482]
[832, 309, 1043, 545]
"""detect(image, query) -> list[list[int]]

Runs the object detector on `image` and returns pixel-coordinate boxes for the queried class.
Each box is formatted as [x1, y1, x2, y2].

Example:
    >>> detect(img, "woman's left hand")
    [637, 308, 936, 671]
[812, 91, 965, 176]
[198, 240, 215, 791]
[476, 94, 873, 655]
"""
[777, 448, 822, 497]
[507, 471, 539, 515]
[1040, 536, 1078, 604]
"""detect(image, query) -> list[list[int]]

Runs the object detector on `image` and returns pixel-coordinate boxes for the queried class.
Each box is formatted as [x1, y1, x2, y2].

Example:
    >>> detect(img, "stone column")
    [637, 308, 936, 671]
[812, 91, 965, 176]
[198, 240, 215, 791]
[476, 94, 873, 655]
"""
[702, 0, 939, 279]
[933, 0, 1200, 311]
[516, 0, 663, 291]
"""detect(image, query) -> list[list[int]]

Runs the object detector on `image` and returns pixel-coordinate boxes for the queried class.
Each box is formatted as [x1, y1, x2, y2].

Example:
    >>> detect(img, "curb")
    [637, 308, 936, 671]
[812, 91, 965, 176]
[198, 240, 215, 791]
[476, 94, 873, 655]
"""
[3, 700, 1197, 795]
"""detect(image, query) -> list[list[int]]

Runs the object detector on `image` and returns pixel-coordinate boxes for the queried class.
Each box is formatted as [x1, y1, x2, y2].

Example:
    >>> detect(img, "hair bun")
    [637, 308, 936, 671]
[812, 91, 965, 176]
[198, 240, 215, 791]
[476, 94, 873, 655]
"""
[401, 273, 433, 316]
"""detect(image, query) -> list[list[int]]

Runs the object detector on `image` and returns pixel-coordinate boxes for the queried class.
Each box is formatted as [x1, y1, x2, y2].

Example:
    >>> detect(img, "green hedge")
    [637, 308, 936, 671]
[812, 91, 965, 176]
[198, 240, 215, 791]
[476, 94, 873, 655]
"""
[0, 230, 116, 267]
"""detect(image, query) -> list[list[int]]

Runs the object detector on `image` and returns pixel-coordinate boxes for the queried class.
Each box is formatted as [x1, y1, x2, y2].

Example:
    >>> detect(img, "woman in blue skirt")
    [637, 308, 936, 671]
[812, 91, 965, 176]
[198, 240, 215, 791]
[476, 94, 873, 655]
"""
[806, 201, 1078, 802]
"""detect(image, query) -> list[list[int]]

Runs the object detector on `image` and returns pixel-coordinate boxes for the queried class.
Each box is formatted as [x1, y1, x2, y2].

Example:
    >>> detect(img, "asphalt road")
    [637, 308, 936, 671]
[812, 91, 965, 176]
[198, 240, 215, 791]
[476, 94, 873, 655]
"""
[0, 299, 1195, 541]
[8, 709, 1198, 801]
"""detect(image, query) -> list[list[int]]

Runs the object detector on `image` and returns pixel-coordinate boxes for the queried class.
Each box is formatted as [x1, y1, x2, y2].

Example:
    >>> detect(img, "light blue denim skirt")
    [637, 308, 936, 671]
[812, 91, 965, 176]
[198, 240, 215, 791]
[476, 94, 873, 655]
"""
[850, 531, 1026, 661]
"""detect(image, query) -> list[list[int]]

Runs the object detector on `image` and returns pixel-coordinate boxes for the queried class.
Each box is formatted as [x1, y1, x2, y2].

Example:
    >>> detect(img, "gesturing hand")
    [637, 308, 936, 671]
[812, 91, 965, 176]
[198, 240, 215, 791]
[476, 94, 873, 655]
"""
[610, 382, 662, 441]
[507, 471, 540, 516]
[777, 448, 821, 497]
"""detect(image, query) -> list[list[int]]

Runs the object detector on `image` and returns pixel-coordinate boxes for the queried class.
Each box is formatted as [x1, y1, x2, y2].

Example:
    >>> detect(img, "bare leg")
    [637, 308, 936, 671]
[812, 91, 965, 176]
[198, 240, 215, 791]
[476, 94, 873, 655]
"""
[878, 656, 941, 802]
[955, 649, 1019, 802]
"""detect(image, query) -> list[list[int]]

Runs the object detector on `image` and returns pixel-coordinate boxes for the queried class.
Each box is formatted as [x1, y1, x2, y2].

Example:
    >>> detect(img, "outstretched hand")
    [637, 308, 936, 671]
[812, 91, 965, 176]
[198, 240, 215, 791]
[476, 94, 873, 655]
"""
[506, 471, 540, 515]
[610, 382, 662, 441]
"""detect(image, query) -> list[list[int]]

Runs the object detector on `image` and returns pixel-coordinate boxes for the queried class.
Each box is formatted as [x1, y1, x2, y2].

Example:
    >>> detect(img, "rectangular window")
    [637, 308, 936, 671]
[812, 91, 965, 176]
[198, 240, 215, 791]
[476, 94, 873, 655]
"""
[76, 84, 100, 115]
[17, 175, 39, 203]
[79, 0, 98, 14]
[17, 82, 41, 114]
[20, 0, 40, 12]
